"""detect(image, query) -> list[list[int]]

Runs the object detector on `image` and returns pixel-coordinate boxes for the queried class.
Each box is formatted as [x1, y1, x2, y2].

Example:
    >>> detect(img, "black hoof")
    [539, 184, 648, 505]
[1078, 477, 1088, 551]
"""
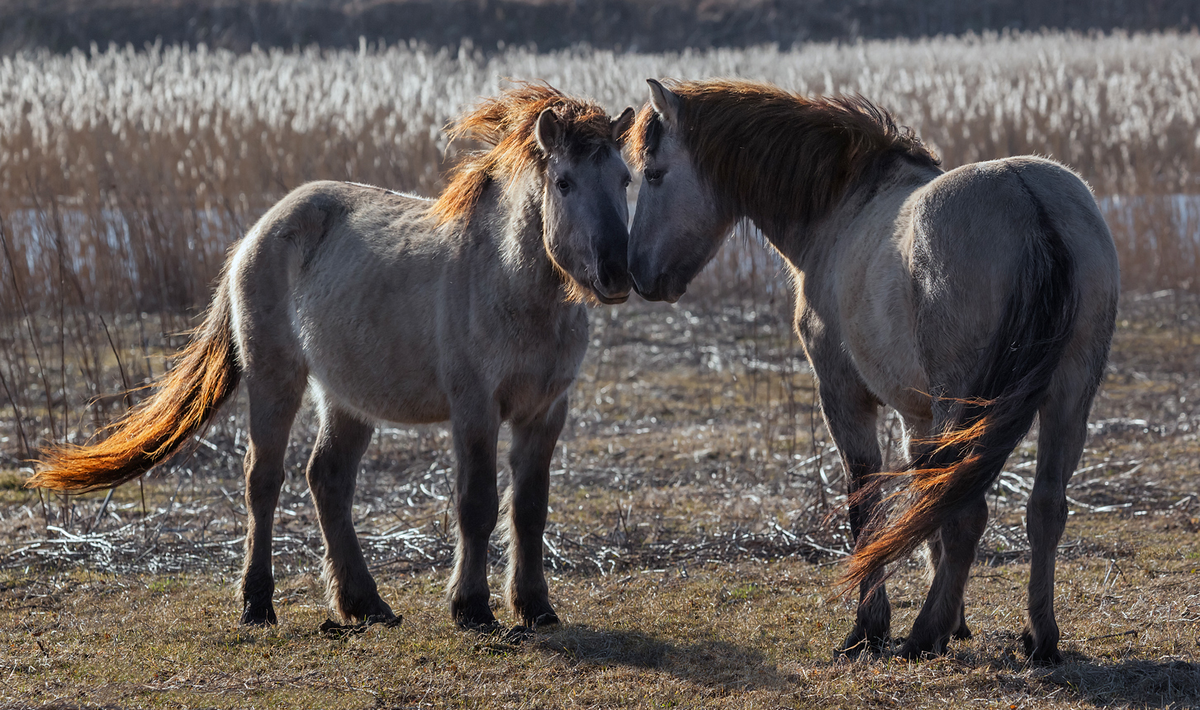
[952, 622, 973, 640]
[531, 611, 560, 629]
[342, 599, 396, 625]
[461, 619, 503, 634]
[453, 598, 498, 631]
[240, 602, 277, 626]
[898, 636, 946, 660]
[838, 629, 890, 659]
[1021, 629, 1062, 665]
[319, 614, 403, 636]
[502, 625, 535, 644]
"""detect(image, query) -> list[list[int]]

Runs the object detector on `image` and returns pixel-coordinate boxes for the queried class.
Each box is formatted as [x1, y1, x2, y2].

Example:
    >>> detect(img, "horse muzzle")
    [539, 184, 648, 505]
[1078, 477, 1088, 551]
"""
[630, 270, 685, 303]
[591, 254, 632, 304]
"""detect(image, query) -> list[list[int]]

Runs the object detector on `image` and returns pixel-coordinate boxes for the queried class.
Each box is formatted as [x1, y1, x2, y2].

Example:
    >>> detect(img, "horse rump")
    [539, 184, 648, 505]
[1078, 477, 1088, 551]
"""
[842, 183, 1080, 590]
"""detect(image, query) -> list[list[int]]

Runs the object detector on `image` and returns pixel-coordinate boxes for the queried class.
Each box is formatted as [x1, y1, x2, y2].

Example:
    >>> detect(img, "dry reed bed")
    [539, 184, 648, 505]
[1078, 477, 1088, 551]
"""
[1, 30, 1198, 489]
[2, 31, 1199, 310]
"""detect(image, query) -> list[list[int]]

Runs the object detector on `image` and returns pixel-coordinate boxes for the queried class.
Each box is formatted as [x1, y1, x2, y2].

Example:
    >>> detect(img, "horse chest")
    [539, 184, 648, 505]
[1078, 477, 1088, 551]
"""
[493, 334, 586, 421]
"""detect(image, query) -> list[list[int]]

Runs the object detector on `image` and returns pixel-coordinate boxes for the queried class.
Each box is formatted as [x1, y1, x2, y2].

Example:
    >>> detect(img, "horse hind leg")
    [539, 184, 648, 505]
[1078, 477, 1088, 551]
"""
[306, 405, 394, 624]
[1023, 371, 1097, 664]
[900, 496, 988, 658]
[925, 533, 972, 641]
[908, 419, 972, 643]
[240, 376, 305, 625]
[504, 396, 568, 629]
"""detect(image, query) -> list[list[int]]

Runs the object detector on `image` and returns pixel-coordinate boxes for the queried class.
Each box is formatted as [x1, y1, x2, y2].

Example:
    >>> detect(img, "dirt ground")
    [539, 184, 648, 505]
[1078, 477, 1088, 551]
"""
[0, 289, 1196, 708]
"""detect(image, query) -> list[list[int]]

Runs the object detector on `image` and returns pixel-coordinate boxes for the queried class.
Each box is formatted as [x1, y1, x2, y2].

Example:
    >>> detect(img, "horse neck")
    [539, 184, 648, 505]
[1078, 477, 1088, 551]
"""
[471, 173, 573, 308]
[762, 158, 940, 272]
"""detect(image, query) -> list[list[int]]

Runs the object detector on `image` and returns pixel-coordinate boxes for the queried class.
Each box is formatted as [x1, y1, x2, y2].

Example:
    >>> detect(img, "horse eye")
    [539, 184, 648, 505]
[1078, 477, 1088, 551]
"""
[555, 178, 570, 194]
[622, 174, 632, 188]
[644, 169, 664, 185]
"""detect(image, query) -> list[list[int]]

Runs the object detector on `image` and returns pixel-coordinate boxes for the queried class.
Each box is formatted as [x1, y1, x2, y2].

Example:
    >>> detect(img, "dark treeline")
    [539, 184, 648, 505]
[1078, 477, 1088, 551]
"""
[3, 0, 1198, 55]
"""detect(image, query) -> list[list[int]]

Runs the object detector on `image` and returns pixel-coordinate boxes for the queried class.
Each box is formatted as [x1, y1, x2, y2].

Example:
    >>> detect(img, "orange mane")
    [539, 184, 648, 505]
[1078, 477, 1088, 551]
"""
[628, 79, 939, 233]
[430, 82, 614, 225]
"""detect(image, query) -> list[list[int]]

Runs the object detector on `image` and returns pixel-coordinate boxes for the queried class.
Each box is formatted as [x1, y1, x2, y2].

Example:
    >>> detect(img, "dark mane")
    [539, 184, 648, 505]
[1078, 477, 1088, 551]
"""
[430, 82, 613, 225]
[629, 79, 940, 234]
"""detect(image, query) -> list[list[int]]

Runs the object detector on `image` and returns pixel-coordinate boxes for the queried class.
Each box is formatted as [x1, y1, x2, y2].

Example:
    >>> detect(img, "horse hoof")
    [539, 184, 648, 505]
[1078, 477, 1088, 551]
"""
[461, 619, 503, 634]
[838, 629, 889, 658]
[531, 612, 560, 629]
[502, 625, 536, 643]
[952, 622, 973, 640]
[320, 614, 403, 636]
[364, 613, 403, 628]
[240, 604, 277, 626]
[1021, 628, 1062, 664]
[897, 637, 945, 660]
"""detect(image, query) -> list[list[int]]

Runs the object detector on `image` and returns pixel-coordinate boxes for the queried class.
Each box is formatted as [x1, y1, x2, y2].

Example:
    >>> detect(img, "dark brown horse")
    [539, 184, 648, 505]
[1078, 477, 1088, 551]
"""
[626, 78, 1118, 662]
[30, 84, 635, 632]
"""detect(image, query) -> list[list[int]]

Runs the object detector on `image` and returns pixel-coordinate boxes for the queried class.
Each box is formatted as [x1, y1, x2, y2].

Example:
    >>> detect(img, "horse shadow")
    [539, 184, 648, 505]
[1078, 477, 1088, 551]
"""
[532, 624, 785, 691]
[1023, 655, 1200, 708]
[957, 639, 1200, 708]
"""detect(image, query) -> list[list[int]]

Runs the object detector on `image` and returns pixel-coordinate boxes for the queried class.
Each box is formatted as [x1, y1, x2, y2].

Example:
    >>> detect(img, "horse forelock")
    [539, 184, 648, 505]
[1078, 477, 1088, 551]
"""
[430, 82, 615, 226]
[630, 79, 940, 233]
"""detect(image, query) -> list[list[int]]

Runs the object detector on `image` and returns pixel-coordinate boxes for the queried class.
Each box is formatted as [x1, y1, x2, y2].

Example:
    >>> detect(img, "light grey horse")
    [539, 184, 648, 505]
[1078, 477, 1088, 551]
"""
[626, 78, 1118, 662]
[31, 84, 636, 632]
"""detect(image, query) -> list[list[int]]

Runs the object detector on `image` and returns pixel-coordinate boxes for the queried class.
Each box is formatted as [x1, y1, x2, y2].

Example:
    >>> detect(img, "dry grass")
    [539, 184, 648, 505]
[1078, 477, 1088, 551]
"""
[0, 293, 1196, 708]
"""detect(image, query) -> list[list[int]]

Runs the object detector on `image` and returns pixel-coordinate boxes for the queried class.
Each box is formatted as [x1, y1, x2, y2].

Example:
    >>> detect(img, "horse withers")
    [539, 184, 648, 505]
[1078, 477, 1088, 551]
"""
[626, 78, 1118, 663]
[30, 84, 636, 633]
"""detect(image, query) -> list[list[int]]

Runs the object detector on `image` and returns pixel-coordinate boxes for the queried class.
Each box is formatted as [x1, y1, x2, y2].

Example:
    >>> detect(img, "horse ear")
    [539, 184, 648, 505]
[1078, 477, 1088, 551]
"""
[647, 79, 680, 128]
[610, 107, 635, 145]
[534, 107, 562, 155]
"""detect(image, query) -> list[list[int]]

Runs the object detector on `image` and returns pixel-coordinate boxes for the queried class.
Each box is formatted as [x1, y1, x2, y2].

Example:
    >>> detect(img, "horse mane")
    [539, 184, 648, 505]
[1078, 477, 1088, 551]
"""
[430, 82, 614, 225]
[629, 79, 940, 234]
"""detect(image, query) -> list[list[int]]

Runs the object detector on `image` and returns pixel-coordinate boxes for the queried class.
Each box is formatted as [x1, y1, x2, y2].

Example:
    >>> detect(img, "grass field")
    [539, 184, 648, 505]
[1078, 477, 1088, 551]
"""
[1, 31, 1199, 709]
[0, 292, 1197, 708]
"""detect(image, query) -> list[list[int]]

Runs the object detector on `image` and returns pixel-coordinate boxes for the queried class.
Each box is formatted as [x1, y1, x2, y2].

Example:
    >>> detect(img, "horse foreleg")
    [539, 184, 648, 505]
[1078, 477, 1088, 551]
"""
[1024, 380, 1092, 664]
[900, 497, 987, 658]
[447, 409, 501, 630]
[505, 396, 567, 629]
[240, 379, 303, 625]
[307, 409, 393, 624]
[819, 381, 890, 656]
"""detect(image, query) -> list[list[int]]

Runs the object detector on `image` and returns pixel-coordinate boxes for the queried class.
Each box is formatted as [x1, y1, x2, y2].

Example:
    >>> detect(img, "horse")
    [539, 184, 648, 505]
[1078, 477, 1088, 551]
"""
[625, 78, 1118, 663]
[29, 83, 636, 632]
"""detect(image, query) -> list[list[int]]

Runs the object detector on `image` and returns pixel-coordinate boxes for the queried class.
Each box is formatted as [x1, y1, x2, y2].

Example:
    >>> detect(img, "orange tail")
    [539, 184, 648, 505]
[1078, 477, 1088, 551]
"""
[840, 183, 1079, 592]
[27, 287, 240, 493]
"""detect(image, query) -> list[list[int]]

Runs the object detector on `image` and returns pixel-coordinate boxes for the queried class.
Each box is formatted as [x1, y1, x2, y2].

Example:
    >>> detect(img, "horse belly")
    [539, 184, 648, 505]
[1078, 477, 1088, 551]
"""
[313, 363, 451, 425]
[297, 303, 451, 424]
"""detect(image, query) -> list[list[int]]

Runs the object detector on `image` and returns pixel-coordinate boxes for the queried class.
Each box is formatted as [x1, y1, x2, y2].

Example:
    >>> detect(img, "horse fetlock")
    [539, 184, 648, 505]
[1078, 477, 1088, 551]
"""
[951, 603, 972, 639]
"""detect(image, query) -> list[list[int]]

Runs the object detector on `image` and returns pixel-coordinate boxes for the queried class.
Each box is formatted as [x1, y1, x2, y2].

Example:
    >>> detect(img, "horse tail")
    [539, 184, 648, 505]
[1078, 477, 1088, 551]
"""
[28, 283, 240, 493]
[842, 173, 1079, 590]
